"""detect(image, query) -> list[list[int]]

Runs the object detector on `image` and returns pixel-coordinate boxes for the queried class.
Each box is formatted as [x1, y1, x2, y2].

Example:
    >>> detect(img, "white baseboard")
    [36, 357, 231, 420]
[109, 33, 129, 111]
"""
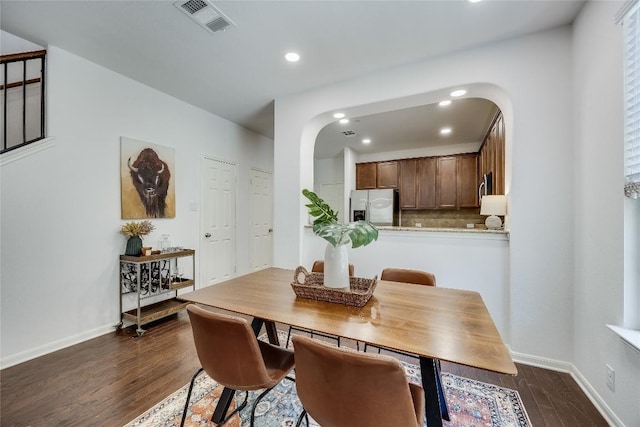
[0, 323, 116, 370]
[511, 350, 625, 427]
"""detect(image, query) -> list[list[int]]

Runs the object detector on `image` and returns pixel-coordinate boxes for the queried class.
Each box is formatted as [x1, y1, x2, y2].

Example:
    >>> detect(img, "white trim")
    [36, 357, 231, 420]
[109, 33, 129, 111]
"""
[607, 324, 640, 354]
[511, 351, 625, 427]
[616, 0, 638, 24]
[0, 323, 115, 369]
[0, 136, 55, 166]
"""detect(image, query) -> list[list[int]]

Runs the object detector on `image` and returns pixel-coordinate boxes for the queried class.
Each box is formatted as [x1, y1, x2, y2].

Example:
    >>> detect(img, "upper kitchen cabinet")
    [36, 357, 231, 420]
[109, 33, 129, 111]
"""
[436, 156, 458, 208]
[417, 157, 437, 209]
[356, 163, 377, 189]
[479, 112, 505, 195]
[399, 159, 417, 208]
[376, 161, 399, 189]
[457, 154, 479, 208]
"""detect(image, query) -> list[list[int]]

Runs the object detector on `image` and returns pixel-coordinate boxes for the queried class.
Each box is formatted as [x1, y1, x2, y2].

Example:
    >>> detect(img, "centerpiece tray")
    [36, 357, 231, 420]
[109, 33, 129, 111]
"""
[291, 266, 378, 307]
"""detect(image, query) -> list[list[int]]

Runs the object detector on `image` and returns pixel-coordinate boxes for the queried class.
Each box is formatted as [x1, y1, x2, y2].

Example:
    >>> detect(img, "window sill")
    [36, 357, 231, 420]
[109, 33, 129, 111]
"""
[0, 136, 55, 166]
[607, 324, 640, 354]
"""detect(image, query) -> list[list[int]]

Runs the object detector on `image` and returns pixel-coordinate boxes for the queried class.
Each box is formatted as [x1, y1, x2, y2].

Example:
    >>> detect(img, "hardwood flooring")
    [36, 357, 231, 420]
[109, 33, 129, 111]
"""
[1, 311, 608, 426]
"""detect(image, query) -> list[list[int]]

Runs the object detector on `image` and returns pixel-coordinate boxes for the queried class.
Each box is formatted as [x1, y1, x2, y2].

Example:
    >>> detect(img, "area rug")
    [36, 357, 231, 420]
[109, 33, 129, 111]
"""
[126, 334, 531, 427]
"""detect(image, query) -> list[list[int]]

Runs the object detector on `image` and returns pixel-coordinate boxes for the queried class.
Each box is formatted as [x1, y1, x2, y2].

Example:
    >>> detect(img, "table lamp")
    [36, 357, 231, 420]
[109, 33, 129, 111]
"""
[480, 195, 507, 229]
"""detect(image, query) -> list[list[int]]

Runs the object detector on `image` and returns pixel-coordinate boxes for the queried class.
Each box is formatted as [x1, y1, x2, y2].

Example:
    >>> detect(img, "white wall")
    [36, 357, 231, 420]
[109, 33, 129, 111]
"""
[0, 45, 273, 367]
[274, 27, 574, 364]
[573, 2, 640, 426]
[301, 228, 510, 338]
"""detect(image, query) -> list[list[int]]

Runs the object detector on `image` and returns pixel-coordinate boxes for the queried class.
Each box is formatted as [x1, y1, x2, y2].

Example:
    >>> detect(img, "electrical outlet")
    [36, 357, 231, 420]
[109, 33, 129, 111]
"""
[606, 364, 615, 392]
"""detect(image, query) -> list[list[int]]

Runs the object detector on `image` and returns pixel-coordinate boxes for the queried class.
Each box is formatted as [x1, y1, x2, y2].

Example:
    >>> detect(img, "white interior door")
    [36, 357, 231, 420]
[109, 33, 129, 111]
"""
[201, 157, 236, 286]
[250, 169, 273, 271]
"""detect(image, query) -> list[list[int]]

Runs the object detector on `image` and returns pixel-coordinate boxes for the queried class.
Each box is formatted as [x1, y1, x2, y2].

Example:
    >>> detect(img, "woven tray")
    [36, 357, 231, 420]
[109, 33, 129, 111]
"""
[291, 266, 378, 307]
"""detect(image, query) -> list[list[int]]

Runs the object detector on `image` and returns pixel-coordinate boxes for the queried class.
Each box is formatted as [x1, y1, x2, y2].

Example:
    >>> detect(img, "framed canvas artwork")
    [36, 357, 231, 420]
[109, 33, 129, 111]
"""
[121, 137, 176, 219]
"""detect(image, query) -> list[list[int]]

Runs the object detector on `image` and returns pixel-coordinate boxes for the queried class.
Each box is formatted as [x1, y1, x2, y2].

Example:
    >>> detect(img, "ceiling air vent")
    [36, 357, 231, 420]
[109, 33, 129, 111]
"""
[174, 0, 235, 35]
[341, 130, 357, 137]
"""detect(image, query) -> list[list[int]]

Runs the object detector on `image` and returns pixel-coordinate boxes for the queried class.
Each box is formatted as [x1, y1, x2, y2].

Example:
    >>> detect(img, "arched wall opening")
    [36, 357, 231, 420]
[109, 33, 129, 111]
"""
[300, 82, 514, 226]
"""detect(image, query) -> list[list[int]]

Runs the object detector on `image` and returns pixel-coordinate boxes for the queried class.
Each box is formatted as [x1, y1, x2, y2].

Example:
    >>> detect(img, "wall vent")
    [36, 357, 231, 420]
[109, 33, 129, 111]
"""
[174, 0, 235, 35]
[341, 130, 357, 137]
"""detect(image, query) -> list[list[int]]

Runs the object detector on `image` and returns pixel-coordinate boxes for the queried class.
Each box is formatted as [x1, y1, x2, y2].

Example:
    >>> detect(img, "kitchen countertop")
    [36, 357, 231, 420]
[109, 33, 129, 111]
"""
[377, 225, 509, 234]
[303, 224, 508, 235]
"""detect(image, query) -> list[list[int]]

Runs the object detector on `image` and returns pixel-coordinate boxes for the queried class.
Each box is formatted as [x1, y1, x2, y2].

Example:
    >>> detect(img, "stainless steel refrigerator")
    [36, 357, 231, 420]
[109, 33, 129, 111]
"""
[350, 189, 399, 226]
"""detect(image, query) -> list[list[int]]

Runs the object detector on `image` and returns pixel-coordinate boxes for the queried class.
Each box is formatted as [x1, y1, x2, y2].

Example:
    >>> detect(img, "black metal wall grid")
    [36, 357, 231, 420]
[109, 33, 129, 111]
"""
[1, 49, 46, 154]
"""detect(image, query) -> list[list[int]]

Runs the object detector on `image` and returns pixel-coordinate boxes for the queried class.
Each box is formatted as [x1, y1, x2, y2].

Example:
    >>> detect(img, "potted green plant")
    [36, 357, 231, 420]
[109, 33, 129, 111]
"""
[120, 220, 155, 256]
[302, 188, 378, 287]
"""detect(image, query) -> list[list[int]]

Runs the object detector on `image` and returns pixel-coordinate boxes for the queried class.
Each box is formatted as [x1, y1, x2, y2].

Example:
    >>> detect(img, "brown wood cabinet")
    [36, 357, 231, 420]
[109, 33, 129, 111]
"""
[417, 157, 437, 209]
[479, 112, 505, 195]
[358, 152, 480, 209]
[376, 161, 399, 188]
[399, 159, 417, 208]
[437, 156, 457, 208]
[356, 163, 377, 189]
[457, 154, 479, 208]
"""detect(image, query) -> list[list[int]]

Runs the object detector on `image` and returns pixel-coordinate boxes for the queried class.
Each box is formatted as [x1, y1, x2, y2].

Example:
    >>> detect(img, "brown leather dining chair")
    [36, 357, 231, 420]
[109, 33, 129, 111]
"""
[181, 305, 295, 427]
[380, 267, 436, 286]
[292, 335, 425, 427]
[364, 267, 436, 354]
[285, 260, 356, 349]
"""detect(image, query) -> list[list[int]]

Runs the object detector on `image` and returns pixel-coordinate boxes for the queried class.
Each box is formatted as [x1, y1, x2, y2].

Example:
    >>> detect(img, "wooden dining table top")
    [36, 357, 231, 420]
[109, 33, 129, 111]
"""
[178, 267, 517, 376]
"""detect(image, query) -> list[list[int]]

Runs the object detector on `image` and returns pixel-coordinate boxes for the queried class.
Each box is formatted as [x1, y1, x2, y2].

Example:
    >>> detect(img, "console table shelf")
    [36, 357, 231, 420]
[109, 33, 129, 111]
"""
[118, 249, 195, 336]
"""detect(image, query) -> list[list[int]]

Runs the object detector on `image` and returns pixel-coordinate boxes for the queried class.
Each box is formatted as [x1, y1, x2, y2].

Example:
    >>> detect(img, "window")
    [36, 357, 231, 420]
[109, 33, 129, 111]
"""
[624, 1, 640, 199]
[617, 0, 640, 347]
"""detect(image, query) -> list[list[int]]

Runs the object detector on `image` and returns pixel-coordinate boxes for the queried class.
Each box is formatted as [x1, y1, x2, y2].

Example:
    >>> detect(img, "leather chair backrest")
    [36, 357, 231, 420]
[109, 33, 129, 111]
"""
[311, 260, 355, 276]
[292, 335, 423, 427]
[186, 305, 276, 390]
[381, 268, 436, 286]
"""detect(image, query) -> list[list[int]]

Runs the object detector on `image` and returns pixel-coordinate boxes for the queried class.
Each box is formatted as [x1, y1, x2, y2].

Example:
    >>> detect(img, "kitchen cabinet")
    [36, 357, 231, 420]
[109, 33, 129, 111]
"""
[437, 156, 457, 208]
[399, 159, 417, 208]
[356, 163, 377, 189]
[457, 154, 479, 208]
[118, 249, 195, 336]
[376, 161, 399, 188]
[417, 157, 437, 209]
[479, 112, 505, 195]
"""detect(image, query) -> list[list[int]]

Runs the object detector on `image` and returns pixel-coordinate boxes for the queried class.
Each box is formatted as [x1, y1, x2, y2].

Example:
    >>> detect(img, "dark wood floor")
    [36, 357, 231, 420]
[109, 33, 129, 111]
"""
[1, 311, 608, 427]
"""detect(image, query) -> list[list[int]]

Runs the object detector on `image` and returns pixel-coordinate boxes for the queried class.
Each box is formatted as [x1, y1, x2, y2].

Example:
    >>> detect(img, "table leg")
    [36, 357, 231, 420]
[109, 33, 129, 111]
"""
[211, 387, 236, 424]
[264, 321, 280, 345]
[210, 317, 279, 423]
[419, 356, 450, 427]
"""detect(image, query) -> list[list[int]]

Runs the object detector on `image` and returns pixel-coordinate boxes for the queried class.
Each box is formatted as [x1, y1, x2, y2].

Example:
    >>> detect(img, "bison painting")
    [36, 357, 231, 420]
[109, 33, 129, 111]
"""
[127, 148, 171, 218]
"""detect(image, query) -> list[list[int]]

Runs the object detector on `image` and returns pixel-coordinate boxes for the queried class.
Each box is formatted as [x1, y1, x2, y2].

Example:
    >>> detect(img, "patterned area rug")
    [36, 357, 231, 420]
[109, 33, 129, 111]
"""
[126, 334, 531, 427]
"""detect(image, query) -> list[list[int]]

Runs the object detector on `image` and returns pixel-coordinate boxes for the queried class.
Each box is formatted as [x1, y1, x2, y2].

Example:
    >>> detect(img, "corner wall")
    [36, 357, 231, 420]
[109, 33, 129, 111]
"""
[0, 45, 274, 367]
[573, 2, 640, 425]
[274, 27, 575, 363]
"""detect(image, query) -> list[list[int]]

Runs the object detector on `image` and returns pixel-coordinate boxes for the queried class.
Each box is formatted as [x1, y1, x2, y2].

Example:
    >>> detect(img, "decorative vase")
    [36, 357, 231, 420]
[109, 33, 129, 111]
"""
[125, 236, 143, 256]
[323, 242, 350, 288]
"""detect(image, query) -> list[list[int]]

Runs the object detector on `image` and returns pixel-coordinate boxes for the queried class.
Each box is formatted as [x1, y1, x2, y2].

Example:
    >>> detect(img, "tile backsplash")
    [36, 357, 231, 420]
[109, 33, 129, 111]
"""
[400, 208, 486, 229]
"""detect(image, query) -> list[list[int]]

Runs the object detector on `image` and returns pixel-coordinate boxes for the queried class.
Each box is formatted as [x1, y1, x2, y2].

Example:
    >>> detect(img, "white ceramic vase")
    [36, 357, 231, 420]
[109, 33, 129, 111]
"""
[323, 242, 350, 288]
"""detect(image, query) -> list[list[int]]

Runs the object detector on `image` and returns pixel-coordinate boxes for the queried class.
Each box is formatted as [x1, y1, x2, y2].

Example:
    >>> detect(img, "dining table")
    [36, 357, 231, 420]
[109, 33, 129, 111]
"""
[178, 267, 517, 427]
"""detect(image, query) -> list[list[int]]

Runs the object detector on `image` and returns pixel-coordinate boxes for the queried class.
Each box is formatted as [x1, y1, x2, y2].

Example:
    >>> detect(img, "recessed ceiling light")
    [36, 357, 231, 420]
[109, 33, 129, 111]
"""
[362, 138, 371, 144]
[339, 118, 350, 124]
[450, 89, 466, 97]
[285, 52, 300, 62]
[468, 0, 482, 3]
[439, 100, 452, 107]
[333, 112, 345, 119]
[440, 127, 452, 135]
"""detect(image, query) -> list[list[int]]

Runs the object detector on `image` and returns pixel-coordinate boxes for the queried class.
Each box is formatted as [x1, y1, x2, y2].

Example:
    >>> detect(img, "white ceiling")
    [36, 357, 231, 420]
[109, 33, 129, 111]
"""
[1, 0, 584, 147]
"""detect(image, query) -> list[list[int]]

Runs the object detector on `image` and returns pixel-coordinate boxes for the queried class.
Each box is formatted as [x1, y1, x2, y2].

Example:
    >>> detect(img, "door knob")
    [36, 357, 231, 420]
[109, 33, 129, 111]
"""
[268, 229, 273, 233]
[204, 233, 211, 238]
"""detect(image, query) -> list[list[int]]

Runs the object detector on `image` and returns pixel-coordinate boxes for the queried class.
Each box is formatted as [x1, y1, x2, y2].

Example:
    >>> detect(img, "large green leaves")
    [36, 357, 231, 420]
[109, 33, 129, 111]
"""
[302, 188, 378, 248]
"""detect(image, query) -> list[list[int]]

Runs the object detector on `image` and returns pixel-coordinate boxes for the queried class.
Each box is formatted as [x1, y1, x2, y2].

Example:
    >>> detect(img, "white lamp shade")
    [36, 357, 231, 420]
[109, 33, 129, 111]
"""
[480, 195, 507, 216]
